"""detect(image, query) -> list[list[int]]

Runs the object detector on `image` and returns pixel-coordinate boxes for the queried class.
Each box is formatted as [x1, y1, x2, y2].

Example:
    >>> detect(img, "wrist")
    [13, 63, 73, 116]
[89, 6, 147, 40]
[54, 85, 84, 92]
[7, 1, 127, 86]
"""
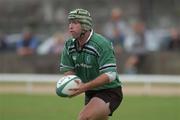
[82, 82, 92, 91]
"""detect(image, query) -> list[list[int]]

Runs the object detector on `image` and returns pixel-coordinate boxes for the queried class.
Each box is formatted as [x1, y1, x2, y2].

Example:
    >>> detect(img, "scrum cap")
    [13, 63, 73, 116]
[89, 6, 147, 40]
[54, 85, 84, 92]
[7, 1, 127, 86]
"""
[68, 8, 92, 31]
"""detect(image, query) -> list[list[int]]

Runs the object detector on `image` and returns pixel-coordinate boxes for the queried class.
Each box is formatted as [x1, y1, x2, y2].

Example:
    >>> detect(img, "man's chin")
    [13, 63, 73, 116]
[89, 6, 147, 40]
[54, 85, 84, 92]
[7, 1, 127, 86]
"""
[72, 35, 80, 39]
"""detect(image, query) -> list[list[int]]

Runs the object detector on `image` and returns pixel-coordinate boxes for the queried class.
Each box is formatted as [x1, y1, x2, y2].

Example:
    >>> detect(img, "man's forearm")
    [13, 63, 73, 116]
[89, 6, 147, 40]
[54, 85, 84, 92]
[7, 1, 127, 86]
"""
[64, 70, 75, 75]
[84, 73, 110, 91]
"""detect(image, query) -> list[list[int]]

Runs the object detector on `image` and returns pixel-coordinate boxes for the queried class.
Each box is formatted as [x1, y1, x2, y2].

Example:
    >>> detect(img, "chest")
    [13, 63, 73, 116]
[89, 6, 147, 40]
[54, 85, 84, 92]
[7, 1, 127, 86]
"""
[71, 51, 97, 68]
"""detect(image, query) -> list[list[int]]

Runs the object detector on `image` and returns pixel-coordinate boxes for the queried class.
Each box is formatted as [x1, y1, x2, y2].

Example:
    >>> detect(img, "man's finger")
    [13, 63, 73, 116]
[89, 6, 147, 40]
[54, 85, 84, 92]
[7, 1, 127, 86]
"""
[74, 80, 81, 84]
[69, 88, 78, 91]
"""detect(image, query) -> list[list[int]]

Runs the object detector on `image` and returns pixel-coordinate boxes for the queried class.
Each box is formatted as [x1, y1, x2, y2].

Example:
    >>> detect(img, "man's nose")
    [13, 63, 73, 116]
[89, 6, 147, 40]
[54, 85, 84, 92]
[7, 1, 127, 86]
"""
[69, 23, 74, 28]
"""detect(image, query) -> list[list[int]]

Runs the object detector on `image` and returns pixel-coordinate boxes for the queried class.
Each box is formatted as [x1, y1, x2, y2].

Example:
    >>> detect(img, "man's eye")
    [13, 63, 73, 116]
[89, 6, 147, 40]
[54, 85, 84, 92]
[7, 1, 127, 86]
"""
[69, 20, 79, 24]
[73, 21, 79, 24]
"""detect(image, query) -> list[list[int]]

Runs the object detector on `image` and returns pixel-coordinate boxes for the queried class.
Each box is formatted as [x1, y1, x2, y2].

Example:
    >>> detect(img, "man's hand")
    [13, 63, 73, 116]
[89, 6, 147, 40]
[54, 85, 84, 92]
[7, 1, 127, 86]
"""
[68, 73, 110, 98]
[68, 80, 87, 97]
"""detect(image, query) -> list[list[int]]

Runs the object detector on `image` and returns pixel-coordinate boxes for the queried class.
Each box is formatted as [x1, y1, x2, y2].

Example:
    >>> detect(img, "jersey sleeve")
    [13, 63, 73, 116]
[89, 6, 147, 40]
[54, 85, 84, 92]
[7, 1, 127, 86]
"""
[98, 42, 117, 74]
[60, 42, 75, 73]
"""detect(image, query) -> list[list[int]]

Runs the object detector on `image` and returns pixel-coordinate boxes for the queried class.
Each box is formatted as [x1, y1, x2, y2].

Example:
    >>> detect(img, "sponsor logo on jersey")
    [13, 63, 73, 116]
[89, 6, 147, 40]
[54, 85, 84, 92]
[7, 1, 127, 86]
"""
[85, 55, 91, 64]
[72, 55, 77, 61]
[75, 63, 92, 68]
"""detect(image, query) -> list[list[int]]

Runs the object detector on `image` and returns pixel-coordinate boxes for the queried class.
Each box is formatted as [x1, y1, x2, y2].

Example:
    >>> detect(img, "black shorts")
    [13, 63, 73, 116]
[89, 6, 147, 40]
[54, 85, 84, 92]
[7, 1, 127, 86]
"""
[85, 86, 123, 116]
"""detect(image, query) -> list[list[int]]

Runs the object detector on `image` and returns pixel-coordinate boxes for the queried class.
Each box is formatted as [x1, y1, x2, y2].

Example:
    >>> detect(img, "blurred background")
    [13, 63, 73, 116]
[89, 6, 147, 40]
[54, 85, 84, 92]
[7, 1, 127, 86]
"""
[0, 0, 180, 120]
[0, 0, 180, 74]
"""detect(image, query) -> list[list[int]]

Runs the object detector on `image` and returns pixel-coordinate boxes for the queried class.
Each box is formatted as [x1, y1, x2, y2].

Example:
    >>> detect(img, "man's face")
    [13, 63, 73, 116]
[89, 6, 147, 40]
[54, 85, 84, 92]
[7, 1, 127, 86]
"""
[68, 19, 82, 38]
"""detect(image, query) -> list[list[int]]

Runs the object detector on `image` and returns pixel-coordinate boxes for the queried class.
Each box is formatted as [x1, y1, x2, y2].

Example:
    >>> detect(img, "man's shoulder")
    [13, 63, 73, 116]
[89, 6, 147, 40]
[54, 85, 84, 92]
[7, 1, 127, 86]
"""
[90, 33, 111, 47]
[92, 33, 107, 41]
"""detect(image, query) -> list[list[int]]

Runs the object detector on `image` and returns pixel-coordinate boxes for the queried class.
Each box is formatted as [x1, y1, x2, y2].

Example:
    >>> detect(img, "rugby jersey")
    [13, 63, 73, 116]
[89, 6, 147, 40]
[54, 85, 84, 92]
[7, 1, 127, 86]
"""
[60, 31, 121, 90]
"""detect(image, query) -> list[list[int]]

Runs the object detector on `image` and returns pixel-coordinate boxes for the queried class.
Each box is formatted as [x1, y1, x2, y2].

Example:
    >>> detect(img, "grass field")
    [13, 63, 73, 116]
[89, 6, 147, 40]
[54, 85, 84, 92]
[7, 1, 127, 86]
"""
[0, 93, 180, 120]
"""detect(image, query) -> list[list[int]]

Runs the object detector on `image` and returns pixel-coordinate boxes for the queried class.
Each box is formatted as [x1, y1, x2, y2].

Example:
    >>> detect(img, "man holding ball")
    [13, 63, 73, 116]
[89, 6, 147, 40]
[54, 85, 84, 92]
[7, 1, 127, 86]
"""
[60, 8, 123, 120]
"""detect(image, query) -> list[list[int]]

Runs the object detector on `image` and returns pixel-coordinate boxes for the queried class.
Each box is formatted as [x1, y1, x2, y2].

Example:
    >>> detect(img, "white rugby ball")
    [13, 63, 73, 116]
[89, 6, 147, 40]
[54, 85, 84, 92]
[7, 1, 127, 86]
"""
[56, 75, 81, 97]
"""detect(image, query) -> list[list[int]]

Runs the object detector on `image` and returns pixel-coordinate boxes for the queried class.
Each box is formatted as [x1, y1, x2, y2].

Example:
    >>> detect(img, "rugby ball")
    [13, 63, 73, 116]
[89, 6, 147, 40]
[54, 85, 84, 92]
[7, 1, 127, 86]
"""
[56, 75, 81, 97]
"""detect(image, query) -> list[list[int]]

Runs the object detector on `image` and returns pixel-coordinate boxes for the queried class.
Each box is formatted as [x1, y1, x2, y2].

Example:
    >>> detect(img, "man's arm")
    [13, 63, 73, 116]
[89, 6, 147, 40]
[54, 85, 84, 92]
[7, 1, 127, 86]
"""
[69, 73, 110, 97]
[83, 73, 110, 91]
[64, 70, 75, 76]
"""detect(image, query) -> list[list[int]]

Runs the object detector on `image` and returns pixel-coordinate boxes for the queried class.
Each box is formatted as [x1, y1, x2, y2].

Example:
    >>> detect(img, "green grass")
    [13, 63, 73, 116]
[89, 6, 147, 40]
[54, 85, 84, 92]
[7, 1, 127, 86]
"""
[0, 93, 180, 120]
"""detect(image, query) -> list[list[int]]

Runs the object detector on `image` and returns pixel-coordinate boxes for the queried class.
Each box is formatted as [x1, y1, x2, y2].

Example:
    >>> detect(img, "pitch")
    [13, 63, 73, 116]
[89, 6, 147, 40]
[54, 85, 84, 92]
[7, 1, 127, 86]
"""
[0, 93, 179, 120]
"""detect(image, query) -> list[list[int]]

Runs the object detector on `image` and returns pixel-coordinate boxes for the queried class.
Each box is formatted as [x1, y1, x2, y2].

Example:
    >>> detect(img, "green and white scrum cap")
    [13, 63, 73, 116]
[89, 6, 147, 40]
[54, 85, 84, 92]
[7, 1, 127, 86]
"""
[68, 8, 92, 31]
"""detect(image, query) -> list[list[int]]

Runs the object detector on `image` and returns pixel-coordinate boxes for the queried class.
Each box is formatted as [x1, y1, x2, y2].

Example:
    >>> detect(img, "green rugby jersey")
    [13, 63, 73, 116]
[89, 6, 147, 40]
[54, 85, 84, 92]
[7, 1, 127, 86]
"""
[60, 31, 121, 90]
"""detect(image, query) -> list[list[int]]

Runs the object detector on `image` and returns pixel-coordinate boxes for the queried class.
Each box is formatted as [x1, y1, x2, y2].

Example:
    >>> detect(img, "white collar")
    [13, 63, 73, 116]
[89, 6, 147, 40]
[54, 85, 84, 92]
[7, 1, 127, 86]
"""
[85, 29, 93, 43]
[72, 29, 93, 42]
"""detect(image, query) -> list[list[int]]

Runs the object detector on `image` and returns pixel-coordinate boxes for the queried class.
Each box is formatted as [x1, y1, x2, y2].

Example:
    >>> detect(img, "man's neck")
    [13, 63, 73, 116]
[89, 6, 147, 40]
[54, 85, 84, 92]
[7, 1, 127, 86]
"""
[77, 31, 91, 47]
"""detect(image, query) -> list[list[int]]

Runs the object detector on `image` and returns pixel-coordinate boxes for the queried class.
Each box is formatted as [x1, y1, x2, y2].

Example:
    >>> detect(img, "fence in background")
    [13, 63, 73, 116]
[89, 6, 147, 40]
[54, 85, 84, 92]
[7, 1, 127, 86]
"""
[1, 73, 180, 83]
[1, 52, 180, 74]
[0, 73, 180, 94]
